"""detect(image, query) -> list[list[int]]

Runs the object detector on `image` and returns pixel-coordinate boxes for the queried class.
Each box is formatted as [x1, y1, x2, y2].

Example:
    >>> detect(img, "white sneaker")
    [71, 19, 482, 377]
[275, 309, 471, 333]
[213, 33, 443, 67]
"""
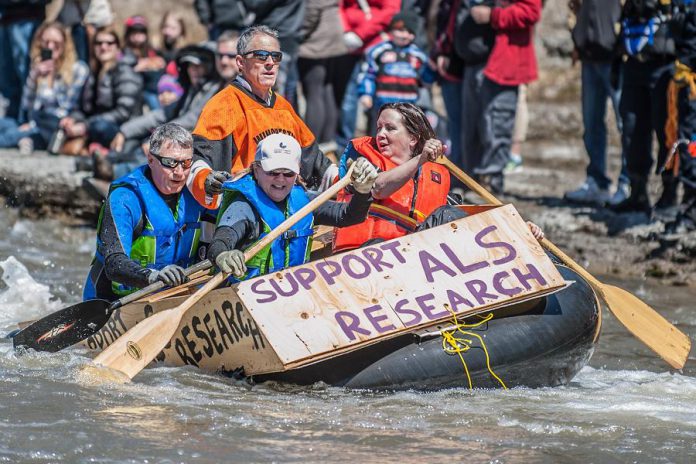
[504, 153, 523, 173]
[564, 178, 610, 205]
[18, 137, 33, 156]
[608, 181, 631, 206]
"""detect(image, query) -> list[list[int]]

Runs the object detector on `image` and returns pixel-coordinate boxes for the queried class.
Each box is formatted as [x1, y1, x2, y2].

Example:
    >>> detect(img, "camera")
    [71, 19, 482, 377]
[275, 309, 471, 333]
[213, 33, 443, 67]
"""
[40, 48, 52, 61]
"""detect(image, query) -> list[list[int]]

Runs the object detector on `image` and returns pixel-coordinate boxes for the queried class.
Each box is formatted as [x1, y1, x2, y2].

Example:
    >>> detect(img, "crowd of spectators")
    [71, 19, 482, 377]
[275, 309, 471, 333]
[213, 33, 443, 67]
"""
[1, 0, 696, 239]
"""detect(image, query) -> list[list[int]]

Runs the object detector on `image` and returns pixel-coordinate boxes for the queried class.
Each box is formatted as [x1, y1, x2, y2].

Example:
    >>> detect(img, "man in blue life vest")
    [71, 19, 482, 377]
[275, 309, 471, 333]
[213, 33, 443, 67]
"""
[207, 133, 379, 280]
[83, 122, 207, 301]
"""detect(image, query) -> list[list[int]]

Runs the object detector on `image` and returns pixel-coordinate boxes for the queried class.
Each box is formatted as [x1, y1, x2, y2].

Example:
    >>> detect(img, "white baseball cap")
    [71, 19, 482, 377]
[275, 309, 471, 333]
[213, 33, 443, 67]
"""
[255, 133, 302, 174]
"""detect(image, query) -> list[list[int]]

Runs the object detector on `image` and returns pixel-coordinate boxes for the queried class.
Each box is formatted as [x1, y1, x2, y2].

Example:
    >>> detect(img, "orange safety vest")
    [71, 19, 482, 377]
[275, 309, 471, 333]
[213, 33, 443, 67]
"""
[333, 136, 450, 252]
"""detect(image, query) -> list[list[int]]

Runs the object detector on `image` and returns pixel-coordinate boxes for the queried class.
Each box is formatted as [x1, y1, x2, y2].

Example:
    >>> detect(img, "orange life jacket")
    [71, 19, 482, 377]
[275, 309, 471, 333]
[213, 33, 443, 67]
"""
[333, 136, 450, 252]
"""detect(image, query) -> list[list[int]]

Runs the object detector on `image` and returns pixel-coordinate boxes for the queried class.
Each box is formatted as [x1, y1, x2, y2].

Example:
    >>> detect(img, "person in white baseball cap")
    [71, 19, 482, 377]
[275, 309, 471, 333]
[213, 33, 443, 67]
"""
[208, 133, 379, 281]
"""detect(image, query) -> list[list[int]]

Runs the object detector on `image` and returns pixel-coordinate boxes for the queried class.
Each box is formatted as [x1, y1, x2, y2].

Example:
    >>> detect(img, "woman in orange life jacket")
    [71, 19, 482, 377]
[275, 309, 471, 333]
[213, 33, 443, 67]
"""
[333, 102, 543, 252]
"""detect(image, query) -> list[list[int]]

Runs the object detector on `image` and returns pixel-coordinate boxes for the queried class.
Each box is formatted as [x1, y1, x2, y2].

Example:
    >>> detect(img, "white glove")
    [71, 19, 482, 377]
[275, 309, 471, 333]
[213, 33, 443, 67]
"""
[343, 32, 363, 52]
[350, 157, 378, 194]
[216, 250, 247, 277]
[148, 264, 188, 287]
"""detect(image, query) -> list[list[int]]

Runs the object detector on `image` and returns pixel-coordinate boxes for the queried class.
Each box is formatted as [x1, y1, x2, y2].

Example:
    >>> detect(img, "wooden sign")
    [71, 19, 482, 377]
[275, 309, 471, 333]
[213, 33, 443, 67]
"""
[82, 204, 567, 375]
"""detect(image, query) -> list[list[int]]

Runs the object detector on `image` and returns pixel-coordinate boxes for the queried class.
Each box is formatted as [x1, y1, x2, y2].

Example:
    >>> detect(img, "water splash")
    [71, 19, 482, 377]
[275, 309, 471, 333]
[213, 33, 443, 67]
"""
[0, 256, 63, 334]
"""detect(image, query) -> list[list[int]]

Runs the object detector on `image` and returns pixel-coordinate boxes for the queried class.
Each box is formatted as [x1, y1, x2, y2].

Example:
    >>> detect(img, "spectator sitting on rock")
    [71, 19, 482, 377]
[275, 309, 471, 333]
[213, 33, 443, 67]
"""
[0, 21, 89, 155]
[92, 44, 223, 181]
[124, 15, 166, 110]
[59, 26, 143, 157]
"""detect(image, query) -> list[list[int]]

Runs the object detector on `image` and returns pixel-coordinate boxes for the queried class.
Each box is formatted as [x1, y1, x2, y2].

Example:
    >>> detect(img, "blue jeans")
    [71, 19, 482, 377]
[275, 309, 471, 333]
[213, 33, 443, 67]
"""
[440, 78, 463, 167]
[582, 60, 627, 189]
[337, 61, 362, 149]
[88, 118, 120, 147]
[0, 117, 38, 148]
[0, 19, 40, 119]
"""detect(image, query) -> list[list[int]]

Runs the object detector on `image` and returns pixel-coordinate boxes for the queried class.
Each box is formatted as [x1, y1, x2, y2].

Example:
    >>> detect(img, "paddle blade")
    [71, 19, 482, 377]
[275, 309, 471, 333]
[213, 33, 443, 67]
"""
[91, 306, 183, 380]
[12, 300, 112, 352]
[603, 284, 692, 369]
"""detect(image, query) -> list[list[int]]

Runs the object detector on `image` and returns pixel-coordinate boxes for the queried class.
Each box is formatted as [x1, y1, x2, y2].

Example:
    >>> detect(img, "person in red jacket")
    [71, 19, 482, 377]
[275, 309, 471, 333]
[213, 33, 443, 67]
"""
[465, 0, 541, 194]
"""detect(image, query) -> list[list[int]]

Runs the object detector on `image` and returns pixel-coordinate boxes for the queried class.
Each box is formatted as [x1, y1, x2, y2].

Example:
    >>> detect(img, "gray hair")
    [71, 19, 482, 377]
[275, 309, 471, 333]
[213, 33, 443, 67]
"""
[236, 25, 279, 55]
[149, 123, 193, 155]
[217, 30, 239, 46]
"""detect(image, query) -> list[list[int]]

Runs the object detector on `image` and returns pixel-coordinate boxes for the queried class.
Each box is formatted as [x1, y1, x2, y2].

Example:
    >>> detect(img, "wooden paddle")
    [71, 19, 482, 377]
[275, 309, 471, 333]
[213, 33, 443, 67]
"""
[12, 259, 212, 352]
[92, 164, 356, 380]
[437, 156, 691, 369]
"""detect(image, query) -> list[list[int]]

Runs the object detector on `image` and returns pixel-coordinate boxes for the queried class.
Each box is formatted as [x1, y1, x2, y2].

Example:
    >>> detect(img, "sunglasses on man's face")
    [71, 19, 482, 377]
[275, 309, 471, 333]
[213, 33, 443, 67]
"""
[152, 153, 193, 169]
[243, 49, 283, 63]
[217, 52, 237, 59]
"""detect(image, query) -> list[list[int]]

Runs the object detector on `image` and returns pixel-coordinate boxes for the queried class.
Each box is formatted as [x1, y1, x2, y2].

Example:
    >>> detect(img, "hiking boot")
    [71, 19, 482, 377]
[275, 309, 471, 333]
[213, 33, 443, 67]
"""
[564, 177, 610, 205]
[655, 174, 679, 210]
[608, 180, 630, 206]
[481, 173, 504, 195]
[18, 137, 33, 156]
[609, 179, 652, 215]
[661, 216, 696, 241]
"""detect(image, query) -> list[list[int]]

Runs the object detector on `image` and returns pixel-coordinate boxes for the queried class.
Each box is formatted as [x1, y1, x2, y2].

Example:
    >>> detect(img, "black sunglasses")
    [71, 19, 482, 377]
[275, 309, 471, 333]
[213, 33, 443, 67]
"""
[243, 49, 283, 63]
[152, 153, 193, 169]
[217, 52, 237, 59]
[265, 170, 296, 178]
[95, 39, 117, 47]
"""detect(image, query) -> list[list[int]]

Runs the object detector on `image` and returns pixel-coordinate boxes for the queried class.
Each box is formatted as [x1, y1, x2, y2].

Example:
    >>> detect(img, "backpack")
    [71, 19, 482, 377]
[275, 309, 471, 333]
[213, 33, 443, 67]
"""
[453, 0, 496, 65]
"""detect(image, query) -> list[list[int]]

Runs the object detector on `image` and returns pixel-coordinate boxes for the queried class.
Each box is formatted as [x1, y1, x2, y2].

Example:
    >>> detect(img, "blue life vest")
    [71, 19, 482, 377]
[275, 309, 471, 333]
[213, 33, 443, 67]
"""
[83, 166, 203, 300]
[219, 174, 314, 282]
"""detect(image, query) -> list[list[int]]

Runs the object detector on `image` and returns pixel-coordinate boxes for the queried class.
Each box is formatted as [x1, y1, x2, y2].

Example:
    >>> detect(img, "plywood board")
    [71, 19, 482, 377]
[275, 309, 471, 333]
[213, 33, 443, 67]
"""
[236, 204, 566, 370]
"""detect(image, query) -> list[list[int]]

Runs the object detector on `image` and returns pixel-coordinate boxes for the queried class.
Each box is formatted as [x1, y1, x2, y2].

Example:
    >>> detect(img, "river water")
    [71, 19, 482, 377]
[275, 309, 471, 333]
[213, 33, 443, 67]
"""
[0, 207, 695, 463]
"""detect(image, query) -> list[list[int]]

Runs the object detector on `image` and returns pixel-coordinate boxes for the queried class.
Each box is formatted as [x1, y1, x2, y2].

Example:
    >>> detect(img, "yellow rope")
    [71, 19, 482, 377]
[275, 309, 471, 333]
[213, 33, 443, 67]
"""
[440, 306, 507, 390]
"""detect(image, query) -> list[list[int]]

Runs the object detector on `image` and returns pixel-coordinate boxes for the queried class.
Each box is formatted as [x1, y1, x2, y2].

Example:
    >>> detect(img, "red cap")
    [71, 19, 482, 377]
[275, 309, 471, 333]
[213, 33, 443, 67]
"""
[125, 15, 148, 30]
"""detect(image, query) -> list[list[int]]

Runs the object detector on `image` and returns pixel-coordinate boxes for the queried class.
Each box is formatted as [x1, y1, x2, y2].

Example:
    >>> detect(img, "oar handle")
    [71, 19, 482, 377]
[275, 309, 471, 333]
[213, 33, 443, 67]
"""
[110, 259, 213, 311]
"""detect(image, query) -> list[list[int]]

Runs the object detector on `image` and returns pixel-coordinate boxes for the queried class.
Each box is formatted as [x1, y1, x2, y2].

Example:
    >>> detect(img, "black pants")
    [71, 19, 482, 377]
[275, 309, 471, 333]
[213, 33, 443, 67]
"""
[298, 57, 340, 145]
[620, 58, 674, 181]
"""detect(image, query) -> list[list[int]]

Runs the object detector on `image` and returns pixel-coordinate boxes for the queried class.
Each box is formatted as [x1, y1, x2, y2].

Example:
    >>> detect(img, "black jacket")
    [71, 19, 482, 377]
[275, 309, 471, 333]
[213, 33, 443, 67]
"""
[572, 0, 622, 61]
[73, 53, 144, 125]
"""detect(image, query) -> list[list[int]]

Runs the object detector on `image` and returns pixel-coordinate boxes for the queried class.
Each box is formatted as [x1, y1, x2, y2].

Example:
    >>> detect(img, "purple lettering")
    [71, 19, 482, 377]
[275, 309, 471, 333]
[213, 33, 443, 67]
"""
[380, 240, 406, 264]
[293, 267, 317, 291]
[493, 271, 523, 297]
[475, 225, 516, 265]
[416, 293, 449, 320]
[269, 272, 300, 297]
[439, 242, 489, 274]
[419, 250, 456, 283]
[250, 278, 277, 303]
[341, 254, 371, 279]
[446, 289, 474, 312]
[465, 279, 499, 305]
[512, 264, 548, 290]
[363, 304, 397, 333]
[316, 260, 342, 285]
[335, 311, 371, 341]
[361, 247, 394, 272]
[394, 298, 423, 327]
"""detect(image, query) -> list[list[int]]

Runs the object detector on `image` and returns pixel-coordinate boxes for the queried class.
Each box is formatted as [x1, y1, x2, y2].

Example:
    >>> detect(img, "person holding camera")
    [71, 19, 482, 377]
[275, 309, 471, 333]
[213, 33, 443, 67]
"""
[0, 21, 89, 155]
